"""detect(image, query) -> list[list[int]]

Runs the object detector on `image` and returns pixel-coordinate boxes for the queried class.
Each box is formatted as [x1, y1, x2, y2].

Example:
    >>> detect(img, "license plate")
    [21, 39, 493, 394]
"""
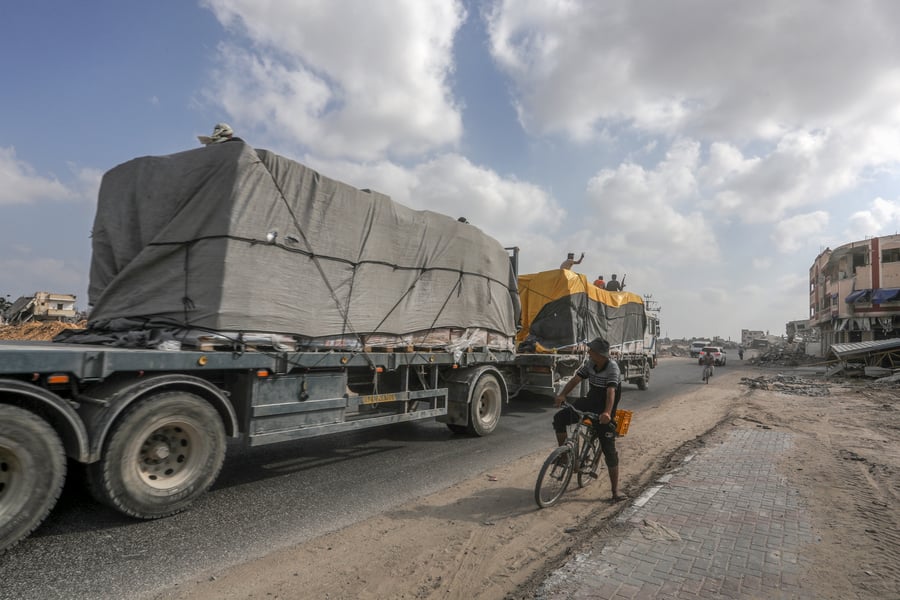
[362, 393, 398, 405]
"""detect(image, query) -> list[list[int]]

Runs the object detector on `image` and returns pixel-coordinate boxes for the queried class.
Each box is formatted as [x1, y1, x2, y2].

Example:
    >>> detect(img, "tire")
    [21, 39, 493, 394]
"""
[535, 446, 574, 508]
[636, 360, 649, 391]
[0, 405, 66, 553]
[87, 391, 226, 519]
[466, 373, 503, 436]
[576, 433, 602, 488]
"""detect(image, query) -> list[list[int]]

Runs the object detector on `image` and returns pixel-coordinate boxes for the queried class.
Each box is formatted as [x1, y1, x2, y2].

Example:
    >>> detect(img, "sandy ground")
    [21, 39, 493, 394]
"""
[147, 364, 899, 600]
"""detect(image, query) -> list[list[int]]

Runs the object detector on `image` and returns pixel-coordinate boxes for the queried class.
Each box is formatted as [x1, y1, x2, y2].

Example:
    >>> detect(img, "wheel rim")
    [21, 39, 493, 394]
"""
[0, 445, 26, 518]
[474, 381, 501, 429]
[131, 419, 211, 491]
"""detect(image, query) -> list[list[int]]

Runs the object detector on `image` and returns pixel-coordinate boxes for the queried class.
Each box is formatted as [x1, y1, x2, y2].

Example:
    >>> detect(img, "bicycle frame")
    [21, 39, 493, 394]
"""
[534, 402, 604, 507]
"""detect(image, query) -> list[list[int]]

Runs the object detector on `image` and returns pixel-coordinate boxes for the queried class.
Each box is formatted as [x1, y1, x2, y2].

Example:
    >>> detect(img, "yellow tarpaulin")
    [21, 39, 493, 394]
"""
[517, 269, 644, 348]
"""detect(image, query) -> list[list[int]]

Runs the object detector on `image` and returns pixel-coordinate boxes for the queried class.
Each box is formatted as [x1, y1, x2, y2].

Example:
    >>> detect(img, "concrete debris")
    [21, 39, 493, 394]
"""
[0, 320, 86, 341]
[740, 375, 831, 397]
[864, 366, 893, 378]
[872, 372, 900, 386]
[748, 342, 819, 368]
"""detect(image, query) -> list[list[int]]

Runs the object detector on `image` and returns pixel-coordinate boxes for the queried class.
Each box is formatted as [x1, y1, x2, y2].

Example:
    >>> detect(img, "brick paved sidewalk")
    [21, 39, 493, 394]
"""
[536, 426, 815, 599]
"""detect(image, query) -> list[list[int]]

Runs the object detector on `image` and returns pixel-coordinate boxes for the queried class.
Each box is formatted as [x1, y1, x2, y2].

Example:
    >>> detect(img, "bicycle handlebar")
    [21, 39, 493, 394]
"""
[560, 401, 601, 423]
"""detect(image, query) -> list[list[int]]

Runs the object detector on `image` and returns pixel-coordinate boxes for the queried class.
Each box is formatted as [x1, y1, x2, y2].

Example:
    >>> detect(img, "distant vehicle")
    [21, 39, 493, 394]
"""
[690, 340, 711, 358]
[698, 346, 726, 366]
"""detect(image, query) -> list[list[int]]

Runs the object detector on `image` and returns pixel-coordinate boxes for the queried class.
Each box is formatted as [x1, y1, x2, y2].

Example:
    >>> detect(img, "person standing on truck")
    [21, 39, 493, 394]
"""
[593, 275, 605, 288]
[197, 122, 244, 146]
[552, 337, 625, 502]
[605, 274, 622, 291]
[560, 252, 584, 270]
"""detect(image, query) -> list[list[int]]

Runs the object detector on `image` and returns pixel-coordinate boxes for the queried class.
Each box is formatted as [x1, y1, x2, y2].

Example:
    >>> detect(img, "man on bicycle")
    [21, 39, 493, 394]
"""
[701, 349, 715, 380]
[552, 337, 624, 502]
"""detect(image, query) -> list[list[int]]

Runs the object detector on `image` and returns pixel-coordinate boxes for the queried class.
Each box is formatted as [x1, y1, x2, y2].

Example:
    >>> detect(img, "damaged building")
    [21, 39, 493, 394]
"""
[809, 233, 900, 349]
[2, 292, 77, 325]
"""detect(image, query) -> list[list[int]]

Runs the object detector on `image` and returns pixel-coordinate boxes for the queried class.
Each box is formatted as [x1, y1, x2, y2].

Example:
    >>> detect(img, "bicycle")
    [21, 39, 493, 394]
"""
[534, 402, 606, 508]
[702, 362, 713, 384]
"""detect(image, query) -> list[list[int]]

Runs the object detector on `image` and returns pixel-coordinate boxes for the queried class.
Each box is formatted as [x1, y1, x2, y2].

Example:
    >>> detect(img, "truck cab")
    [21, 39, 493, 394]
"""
[690, 340, 711, 358]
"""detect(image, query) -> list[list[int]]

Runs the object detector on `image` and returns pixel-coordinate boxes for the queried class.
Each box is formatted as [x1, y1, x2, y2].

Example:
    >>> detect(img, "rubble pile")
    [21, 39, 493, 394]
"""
[0, 320, 86, 341]
[749, 342, 819, 368]
[740, 375, 831, 397]
[871, 372, 900, 387]
[665, 344, 689, 357]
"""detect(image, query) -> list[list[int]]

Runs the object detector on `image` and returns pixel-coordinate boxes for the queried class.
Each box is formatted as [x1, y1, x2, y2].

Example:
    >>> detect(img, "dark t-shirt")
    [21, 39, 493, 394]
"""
[576, 358, 622, 415]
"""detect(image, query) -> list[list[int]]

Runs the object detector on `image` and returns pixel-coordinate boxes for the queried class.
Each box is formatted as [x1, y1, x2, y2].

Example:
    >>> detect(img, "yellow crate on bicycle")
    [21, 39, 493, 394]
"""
[615, 409, 633, 437]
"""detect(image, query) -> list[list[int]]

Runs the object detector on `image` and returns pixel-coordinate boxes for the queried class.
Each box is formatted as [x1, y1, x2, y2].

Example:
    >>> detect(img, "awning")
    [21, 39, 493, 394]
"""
[845, 289, 871, 303]
[871, 288, 900, 304]
[830, 337, 900, 359]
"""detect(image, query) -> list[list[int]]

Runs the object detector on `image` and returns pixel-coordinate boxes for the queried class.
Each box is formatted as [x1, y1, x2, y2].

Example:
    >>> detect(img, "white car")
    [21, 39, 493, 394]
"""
[698, 346, 726, 366]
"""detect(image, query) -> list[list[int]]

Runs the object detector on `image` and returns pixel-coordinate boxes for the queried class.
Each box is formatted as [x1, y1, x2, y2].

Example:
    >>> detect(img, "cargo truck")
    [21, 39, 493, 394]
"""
[0, 143, 657, 551]
[505, 265, 659, 399]
[0, 143, 518, 552]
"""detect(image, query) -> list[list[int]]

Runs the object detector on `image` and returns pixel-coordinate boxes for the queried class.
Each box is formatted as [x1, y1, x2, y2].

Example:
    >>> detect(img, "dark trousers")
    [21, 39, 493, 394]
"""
[552, 387, 619, 468]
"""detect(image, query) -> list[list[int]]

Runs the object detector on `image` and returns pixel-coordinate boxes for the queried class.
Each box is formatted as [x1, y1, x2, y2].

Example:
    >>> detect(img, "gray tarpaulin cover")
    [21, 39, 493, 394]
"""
[83, 142, 517, 349]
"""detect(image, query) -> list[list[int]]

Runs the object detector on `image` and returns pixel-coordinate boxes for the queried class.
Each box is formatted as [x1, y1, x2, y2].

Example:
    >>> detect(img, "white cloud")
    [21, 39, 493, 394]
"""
[486, 1, 900, 140]
[201, 0, 465, 160]
[486, 1, 900, 220]
[752, 257, 773, 270]
[771, 210, 829, 254]
[845, 197, 900, 240]
[583, 139, 718, 264]
[0, 147, 75, 206]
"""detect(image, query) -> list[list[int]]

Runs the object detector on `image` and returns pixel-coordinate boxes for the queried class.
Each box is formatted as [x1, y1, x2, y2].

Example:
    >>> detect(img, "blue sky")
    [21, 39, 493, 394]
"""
[3, 0, 900, 341]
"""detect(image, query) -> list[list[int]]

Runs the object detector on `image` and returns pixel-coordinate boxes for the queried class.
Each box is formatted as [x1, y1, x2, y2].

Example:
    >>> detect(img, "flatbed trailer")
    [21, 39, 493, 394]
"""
[0, 340, 513, 552]
[506, 348, 653, 401]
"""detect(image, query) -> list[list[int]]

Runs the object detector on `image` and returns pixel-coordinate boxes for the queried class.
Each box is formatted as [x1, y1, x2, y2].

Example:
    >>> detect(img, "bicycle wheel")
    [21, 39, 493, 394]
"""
[577, 433, 602, 488]
[534, 446, 574, 508]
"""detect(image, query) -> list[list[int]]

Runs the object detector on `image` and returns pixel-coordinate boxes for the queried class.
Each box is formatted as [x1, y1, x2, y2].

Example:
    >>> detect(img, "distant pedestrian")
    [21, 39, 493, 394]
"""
[198, 122, 243, 146]
[605, 274, 622, 291]
[560, 252, 584, 270]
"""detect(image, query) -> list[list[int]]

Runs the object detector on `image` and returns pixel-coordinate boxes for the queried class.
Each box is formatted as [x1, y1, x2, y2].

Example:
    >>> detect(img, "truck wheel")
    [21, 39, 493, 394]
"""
[467, 373, 503, 436]
[0, 405, 66, 553]
[87, 391, 226, 520]
[637, 361, 650, 390]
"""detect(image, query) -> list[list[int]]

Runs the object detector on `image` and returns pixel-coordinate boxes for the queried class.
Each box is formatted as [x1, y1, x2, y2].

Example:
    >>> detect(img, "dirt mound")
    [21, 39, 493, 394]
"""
[0, 320, 86, 341]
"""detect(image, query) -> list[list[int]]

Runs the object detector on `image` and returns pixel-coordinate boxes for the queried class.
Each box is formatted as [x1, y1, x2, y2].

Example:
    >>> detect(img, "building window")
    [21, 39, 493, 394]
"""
[883, 248, 900, 263]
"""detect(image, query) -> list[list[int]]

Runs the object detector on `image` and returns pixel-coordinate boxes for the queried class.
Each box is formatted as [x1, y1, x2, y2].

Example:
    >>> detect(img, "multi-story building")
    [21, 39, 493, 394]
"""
[2, 292, 77, 325]
[786, 319, 815, 342]
[741, 329, 765, 347]
[809, 234, 900, 348]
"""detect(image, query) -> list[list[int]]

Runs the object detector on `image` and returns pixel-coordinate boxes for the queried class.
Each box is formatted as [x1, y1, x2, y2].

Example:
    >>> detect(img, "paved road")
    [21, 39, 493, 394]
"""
[0, 356, 704, 600]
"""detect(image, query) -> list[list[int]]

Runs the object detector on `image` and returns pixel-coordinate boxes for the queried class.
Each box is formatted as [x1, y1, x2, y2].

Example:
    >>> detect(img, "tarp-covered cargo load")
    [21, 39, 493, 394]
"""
[74, 142, 518, 351]
[517, 269, 645, 351]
